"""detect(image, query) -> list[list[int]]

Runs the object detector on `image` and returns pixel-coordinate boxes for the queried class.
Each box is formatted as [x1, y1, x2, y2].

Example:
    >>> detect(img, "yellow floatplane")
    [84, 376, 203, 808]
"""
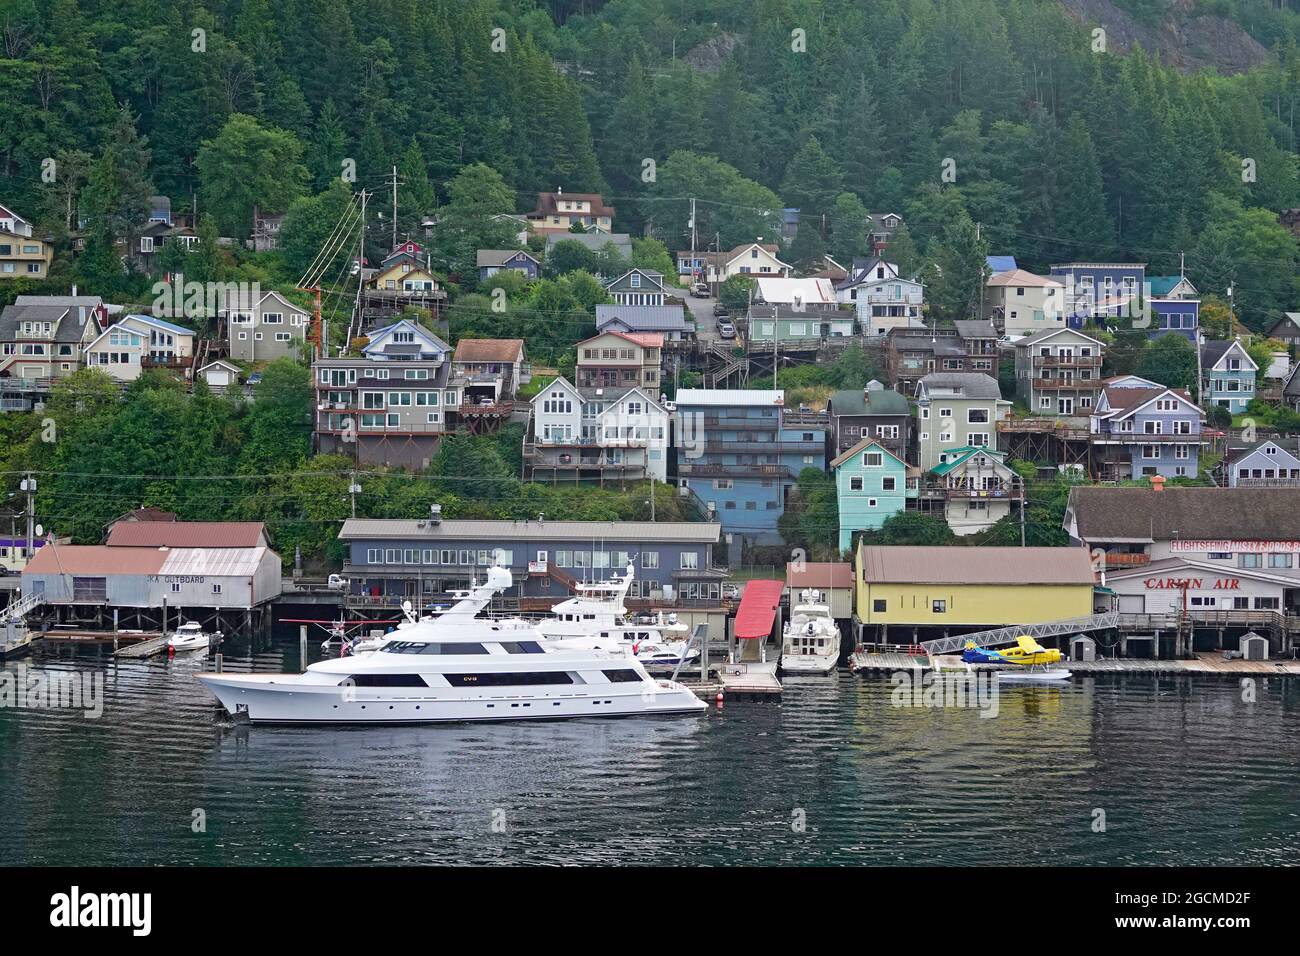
[962, 636, 1071, 681]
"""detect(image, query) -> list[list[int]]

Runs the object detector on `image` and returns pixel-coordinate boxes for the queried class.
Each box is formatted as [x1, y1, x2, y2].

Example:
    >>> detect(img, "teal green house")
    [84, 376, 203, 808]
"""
[830, 437, 914, 552]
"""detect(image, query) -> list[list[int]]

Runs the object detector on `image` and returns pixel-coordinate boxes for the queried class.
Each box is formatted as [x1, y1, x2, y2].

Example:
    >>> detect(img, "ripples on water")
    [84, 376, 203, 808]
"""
[1, 636, 1298, 866]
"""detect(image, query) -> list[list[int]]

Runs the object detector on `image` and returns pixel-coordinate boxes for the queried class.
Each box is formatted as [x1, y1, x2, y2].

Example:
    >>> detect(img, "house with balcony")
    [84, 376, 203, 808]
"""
[525, 376, 669, 482]
[1222, 438, 1300, 487]
[361, 244, 448, 327]
[1089, 380, 1205, 480]
[0, 204, 52, 281]
[866, 213, 904, 253]
[594, 304, 690, 342]
[604, 268, 670, 307]
[830, 438, 915, 551]
[84, 314, 196, 382]
[886, 323, 999, 396]
[986, 269, 1065, 337]
[575, 330, 663, 393]
[526, 191, 615, 235]
[219, 289, 310, 362]
[312, 319, 454, 468]
[1201, 338, 1257, 414]
[746, 304, 855, 348]
[914, 373, 1011, 473]
[338, 514, 725, 608]
[838, 259, 925, 336]
[1013, 327, 1104, 417]
[675, 242, 791, 284]
[448, 338, 527, 434]
[826, 381, 911, 461]
[928, 446, 1019, 536]
[0, 296, 104, 395]
[674, 389, 827, 549]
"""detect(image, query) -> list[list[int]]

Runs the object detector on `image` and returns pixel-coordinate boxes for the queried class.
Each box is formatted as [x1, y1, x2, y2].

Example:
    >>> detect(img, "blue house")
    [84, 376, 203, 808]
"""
[1224, 437, 1300, 487]
[830, 437, 912, 552]
[1050, 262, 1145, 328]
[1090, 379, 1205, 480]
[1201, 339, 1257, 414]
[1150, 296, 1199, 343]
[476, 249, 541, 282]
[674, 389, 827, 548]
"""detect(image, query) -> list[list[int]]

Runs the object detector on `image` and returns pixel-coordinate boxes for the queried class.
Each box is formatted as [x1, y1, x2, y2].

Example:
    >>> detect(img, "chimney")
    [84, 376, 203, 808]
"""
[1150, 475, 1166, 492]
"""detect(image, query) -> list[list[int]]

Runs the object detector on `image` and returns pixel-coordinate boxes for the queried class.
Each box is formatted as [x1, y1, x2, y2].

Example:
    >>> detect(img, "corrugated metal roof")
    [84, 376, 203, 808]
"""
[735, 580, 784, 639]
[786, 562, 853, 589]
[24, 544, 269, 576]
[161, 547, 268, 576]
[858, 546, 1094, 585]
[25, 545, 166, 575]
[105, 521, 268, 548]
[675, 389, 784, 407]
[339, 518, 721, 543]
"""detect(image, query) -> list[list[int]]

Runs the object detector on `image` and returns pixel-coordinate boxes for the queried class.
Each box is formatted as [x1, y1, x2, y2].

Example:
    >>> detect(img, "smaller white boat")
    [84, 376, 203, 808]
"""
[780, 590, 840, 675]
[169, 621, 218, 653]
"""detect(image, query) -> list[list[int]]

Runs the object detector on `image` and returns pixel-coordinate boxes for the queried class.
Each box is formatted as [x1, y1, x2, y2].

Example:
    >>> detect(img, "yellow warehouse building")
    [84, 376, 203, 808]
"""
[854, 544, 1096, 635]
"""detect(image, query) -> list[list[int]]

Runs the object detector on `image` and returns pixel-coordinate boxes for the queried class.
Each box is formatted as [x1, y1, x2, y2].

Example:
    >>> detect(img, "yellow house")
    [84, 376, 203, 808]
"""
[854, 544, 1095, 631]
[0, 204, 52, 280]
[371, 261, 440, 292]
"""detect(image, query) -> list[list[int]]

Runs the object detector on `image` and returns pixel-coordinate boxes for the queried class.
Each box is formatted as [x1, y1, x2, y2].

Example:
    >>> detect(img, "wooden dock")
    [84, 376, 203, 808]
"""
[715, 661, 782, 698]
[848, 650, 1300, 677]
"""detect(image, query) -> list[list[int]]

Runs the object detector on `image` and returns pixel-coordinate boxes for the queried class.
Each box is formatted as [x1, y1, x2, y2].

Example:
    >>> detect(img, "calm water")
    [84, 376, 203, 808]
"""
[2, 632, 1298, 866]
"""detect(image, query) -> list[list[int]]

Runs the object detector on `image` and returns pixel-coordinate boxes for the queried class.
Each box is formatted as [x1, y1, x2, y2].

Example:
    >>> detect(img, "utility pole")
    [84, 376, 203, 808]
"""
[389, 165, 400, 251]
[349, 472, 360, 518]
[1019, 478, 1026, 547]
[689, 197, 697, 268]
[21, 474, 35, 564]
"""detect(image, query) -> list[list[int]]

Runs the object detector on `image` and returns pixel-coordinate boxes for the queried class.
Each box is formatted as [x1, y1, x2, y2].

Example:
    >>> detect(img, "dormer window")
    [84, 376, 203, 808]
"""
[630, 273, 641, 288]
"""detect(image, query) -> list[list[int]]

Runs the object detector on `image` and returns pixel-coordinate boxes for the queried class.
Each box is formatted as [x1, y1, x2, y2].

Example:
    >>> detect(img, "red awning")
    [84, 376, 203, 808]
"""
[734, 580, 784, 640]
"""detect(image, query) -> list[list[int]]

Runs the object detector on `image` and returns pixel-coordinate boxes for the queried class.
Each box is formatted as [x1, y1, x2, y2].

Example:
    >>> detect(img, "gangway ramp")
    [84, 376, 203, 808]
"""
[921, 611, 1119, 656]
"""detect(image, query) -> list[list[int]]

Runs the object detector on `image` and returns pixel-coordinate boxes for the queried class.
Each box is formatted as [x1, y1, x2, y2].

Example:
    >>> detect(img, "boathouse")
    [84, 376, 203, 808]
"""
[853, 544, 1095, 639]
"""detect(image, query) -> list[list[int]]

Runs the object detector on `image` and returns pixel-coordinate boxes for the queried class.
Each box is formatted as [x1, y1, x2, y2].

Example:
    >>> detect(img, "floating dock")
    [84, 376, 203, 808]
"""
[848, 650, 1300, 677]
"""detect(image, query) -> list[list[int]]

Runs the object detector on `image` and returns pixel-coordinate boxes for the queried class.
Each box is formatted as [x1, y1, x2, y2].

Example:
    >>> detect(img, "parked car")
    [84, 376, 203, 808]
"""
[722, 583, 741, 601]
[712, 302, 728, 317]
[246, 372, 263, 387]
[716, 319, 736, 339]
[690, 283, 709, 298]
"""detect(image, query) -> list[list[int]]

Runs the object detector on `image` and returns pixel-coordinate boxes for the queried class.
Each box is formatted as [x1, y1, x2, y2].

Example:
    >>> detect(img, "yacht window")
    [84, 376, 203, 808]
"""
[499, 641, 545, 654]
[602, 669, 645, 683]
[346, 674, 428, 687]
[440, 642, 490, 654]
[381, 641, 489, 655]
[444, 671, 574, 686]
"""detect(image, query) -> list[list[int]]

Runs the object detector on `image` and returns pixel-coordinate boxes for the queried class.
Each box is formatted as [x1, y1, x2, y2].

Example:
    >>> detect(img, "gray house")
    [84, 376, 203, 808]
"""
[339, 515, 724, 604]
[476, 249, 541, 282]
[221, 290, 310, 362]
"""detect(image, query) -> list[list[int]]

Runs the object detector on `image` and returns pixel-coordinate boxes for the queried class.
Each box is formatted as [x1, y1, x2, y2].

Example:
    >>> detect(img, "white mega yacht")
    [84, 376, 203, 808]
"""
[779, 589, 841, 675]
[196, 568, 706, 724]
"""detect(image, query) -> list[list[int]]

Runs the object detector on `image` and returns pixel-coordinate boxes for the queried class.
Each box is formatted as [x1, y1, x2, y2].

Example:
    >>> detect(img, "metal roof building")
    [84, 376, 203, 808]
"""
[22, 543, 281, 609]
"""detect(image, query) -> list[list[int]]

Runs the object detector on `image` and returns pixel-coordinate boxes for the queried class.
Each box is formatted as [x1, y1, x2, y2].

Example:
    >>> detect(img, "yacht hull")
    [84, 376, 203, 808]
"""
[780, 655, 839, 675]
[196, 673, 707, 724]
